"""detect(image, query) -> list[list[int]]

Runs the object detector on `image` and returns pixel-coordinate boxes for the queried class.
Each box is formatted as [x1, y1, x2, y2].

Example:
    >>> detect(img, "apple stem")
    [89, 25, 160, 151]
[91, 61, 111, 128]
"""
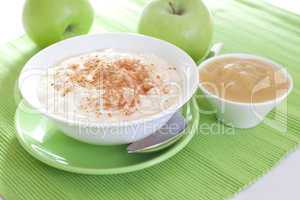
[168, 2, 183, 15]
[168, 2, 177, 15]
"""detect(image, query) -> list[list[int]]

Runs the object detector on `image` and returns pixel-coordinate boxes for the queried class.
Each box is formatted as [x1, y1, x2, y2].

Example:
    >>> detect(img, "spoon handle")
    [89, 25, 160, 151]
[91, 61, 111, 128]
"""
[127, 43, 224, 154]
[205, 42, 224, 59]
[127, 112, 187, 153]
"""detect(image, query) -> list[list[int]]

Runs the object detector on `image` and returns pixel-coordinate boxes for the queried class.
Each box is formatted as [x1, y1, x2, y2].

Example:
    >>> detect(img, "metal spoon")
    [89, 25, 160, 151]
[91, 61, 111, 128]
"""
[127, 43, 223, 154]
[127, 112, 187, 153]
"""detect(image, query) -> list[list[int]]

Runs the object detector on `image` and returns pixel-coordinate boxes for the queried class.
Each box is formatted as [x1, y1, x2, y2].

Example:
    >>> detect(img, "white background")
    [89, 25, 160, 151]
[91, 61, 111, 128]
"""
[0, 0, 300, 200]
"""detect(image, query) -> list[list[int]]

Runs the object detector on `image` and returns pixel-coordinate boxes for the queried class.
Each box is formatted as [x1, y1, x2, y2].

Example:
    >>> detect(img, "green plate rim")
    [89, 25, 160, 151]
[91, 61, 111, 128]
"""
[14, 98, 199, 175]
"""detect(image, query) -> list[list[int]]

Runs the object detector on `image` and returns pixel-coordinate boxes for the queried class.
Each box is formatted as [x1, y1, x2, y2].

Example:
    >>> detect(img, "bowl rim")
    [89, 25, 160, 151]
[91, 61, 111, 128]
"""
[19, 32, 199, 127]
[198, 53, 294, 106]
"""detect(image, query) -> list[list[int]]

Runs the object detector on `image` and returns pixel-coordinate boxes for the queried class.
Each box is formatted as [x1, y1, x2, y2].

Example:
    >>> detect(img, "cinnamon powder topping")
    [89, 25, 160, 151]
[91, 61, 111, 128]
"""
[52, 55, 165, 116]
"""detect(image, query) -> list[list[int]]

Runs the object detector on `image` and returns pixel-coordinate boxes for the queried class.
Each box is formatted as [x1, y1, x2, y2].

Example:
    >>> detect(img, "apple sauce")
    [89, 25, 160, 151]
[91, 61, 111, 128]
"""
[199, 57, 290, 103]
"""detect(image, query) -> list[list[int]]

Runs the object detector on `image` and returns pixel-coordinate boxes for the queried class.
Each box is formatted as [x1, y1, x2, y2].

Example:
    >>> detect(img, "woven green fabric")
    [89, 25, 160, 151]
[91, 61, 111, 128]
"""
[1, 0, 300, 199]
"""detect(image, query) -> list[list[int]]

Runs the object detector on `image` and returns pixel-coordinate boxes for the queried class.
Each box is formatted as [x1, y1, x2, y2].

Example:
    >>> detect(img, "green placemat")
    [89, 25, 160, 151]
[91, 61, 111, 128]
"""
[1, 0, 300, 199]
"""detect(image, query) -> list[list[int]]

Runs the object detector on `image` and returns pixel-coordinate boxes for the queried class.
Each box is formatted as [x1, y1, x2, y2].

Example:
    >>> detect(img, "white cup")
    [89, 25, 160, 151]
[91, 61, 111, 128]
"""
[198, 53, 293, 129]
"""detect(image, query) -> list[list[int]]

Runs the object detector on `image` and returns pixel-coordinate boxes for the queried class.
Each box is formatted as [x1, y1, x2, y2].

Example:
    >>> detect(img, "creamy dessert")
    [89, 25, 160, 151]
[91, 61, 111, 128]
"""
[37, 49, 183, 122]
[199, 57, 290, 103]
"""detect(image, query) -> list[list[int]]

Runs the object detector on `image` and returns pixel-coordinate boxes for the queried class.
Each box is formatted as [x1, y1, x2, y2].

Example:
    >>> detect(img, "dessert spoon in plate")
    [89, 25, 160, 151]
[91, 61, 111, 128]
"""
[127, 43, 223, 153]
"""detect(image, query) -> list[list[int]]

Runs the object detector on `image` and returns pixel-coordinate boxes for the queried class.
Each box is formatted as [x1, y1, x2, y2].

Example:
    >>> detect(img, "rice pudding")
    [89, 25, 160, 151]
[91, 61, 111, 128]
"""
[37, 49, 184, 123]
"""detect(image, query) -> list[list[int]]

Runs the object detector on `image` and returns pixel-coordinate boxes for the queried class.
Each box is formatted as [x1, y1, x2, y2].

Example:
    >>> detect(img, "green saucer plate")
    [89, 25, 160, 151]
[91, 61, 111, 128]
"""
[14, 99, 199, 175]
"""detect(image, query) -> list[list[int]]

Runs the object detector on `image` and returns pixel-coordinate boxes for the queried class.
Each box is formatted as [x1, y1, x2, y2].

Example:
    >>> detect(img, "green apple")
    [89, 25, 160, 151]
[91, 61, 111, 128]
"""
[23, 0, 94, 47]
[138, 0, 213, 62]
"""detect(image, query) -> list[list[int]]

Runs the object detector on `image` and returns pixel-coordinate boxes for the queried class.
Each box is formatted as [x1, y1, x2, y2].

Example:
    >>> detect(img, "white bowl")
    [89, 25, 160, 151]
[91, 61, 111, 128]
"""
[198, 53, 293, 129]
[18, 33, 199, 145]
